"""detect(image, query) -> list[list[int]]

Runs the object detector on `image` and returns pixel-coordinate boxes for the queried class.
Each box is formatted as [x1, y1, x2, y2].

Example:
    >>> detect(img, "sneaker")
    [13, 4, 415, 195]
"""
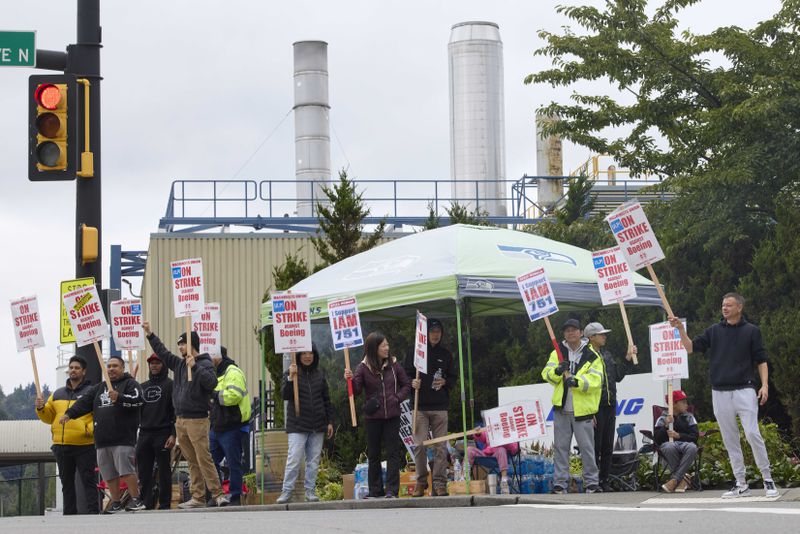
[433, 486, 448, 497]
[675, 478, 689, 493]
[500, 478, 510, 495]
[104, 501, 124, 514]
[215, 494, 230, 507]
[721, 483, 751, 498]
[125, 497, 146, 512]
[662, 479, 678, 493]
[551, 485, 568, 495]
[384, 492, 396, 499]
[412, 483, 428, 497]
[305, 491, 319, 502]
[585, 484, 602, 494]
[276, 492, 292, 504]
[600, 483, 614, 493]
[177, 497, 206, 509]
[764, 480, 779, 498]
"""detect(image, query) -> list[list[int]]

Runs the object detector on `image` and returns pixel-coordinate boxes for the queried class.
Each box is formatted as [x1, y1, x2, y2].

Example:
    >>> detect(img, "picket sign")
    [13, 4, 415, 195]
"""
[327, 296, 363, 427]
[171, 258, 205, 382]
[412, 311, 428, 435]
[10, 295, 45, 397]
[62, 285, 112, 390]
[110, 298, 146, 379]
[272, 291, 311, 416]
[516, 268, 565, 367]
[482, 400, 547, 448]
[650, 320, 689, 442]
[592, 246, 638, 364]
[192, 302, 221, 357]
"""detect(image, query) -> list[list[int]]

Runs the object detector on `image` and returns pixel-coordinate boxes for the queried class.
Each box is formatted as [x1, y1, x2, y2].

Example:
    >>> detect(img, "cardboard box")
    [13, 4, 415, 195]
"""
[398, 470, 432, 498]
[343, 474, 354, 500]
[446, 480, 486, 495]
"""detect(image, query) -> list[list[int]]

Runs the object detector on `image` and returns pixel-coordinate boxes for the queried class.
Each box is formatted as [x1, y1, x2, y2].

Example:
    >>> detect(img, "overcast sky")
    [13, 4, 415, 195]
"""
[0, 0, 779, 393]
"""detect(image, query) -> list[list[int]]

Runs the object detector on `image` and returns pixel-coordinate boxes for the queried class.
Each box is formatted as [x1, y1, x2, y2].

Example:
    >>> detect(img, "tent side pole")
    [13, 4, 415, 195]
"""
[259, 327, 266, 505]
[464, 299, 475, 430]
[455, 299, 471, 492]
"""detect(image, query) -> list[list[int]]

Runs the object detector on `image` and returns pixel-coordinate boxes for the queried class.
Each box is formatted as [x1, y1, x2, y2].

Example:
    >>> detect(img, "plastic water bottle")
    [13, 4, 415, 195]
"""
[433, 368, 443, 390]
[453, 459, 464, 481]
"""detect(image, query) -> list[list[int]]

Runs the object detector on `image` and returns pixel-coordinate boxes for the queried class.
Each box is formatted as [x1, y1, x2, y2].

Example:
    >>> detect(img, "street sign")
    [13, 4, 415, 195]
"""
[0, 31, 35, 67]
[60, 277, 95, 343]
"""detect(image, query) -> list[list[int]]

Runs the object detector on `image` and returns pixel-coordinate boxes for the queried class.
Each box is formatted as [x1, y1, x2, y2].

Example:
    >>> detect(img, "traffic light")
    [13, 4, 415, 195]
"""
[29, 74, 78, 181]
[80, 224, 98, 265]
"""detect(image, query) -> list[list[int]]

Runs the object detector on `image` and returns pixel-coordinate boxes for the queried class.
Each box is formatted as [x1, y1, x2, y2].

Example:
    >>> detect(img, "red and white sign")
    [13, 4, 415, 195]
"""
[413, 311, 428, 374]
[62, 285, 108, 347]
[171, 258, 205, 317]
[592, 245, 637, 305]
[10, 295, 45, 352]
[327, 296, 363, 351]
[606, 201, 665, 270]
[271, 291, 312, 353]
[516, 267, 559, 322]
[110, 299, 145, 351]
[649, 320, 689, 381]
[192, 302, 221, 356]
[482, 400, 546, 448]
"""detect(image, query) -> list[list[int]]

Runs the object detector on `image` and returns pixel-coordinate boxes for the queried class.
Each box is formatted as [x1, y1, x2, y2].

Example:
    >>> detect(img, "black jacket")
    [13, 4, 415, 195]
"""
[594, 347, 632, 407]
[654, 411, 699, 446]
[281, 351, 333, 433]
[403, 341, 457, 411]
[147, 332, 218, 418]
[139, 367, 176, 435]
[67, 373, 144, 448]
[692, 318, 768, 391]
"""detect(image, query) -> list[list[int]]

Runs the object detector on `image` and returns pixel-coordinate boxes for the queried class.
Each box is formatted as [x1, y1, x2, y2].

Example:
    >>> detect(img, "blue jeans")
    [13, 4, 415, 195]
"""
[210, 428, 243, 501]
[282, 432, 325, 494]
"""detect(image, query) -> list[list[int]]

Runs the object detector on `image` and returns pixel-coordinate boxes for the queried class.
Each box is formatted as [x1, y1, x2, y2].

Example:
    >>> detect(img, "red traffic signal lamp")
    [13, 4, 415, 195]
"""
[29, 74, 79, 181]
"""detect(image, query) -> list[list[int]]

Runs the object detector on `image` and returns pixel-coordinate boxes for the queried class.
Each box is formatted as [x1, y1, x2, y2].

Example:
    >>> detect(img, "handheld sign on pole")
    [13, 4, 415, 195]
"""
[62, 285, 112, 390]
[650, 320, 689, 442]
[192, 303, 221, 357]
[606, 201, 674, 316]
[516, 268, 564, 363]
[272, 291, 311, 416]
[171, 258, 205, 382]
[482, 400, 547, 447]
[10, 295, 45, 397]
[412, 311, 428, 435]
[111, 298, 146, 379]
[592, 246, 638, 364]
[327, 296, 363, 427]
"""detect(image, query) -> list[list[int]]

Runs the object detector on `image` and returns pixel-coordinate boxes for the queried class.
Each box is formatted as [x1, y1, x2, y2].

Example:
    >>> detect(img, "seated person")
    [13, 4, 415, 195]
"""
[466, 425, 519, 494]
[654, 389, 699, 493]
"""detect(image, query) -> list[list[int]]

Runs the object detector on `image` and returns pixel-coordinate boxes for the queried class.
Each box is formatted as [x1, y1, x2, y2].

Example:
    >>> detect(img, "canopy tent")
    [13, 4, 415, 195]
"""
[259, 224, 664, 491]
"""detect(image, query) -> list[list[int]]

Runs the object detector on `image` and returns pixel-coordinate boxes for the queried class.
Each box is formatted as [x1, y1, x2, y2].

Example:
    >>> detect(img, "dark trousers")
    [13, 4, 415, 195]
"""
[52, 444, 99, 515]
[594, 404, 616, 484]
[210, 428, 244, 502]
[135, 431, 173, 509]
[365, 417, 401, 497]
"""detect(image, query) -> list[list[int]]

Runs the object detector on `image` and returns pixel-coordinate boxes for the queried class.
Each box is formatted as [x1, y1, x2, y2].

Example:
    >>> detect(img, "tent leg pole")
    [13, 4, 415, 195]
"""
[259, 328, 266, 505]
[455, 299, 470, 493]
[464, 300, 475, 430]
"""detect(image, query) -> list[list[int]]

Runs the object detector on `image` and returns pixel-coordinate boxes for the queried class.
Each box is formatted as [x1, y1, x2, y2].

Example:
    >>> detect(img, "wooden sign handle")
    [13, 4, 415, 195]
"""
[667, 380, 674, 443]
[292, 352, 300, 416]
[185, 315, 193, 382]
[618, 300, 637, 365]
[646, 264, 675, 318]
[344, 347, 357, 427]
[29, 349, 42, 398]
[412, 370, 420, 435]
[423, 427, 482, 447]
[93, 341, 113, 390]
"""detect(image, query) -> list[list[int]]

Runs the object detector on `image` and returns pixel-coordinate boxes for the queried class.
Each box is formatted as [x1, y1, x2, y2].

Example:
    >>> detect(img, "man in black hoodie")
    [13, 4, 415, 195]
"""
[405, 318, 457, 497]
[136, 354, 176, 510]
[62, 355, 145, 513]
[143, 321, 228, 508]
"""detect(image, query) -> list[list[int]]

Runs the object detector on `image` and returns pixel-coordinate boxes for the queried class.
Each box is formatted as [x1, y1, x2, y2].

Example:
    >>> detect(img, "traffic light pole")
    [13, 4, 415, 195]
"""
[68, 0, 103, 386]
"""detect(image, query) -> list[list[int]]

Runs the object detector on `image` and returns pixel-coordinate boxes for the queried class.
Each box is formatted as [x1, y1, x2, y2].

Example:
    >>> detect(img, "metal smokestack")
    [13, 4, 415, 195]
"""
[448, 21, 506, 217]
[293, 41, 331, 217]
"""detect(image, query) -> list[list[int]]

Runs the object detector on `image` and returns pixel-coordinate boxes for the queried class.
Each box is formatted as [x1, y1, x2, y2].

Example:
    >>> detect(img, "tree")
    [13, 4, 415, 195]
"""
[310, 170, 386, 268]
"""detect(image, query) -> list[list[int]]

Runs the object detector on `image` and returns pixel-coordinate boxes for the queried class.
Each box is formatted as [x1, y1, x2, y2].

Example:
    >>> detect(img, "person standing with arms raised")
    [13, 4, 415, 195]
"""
[669, 293, 778, 498]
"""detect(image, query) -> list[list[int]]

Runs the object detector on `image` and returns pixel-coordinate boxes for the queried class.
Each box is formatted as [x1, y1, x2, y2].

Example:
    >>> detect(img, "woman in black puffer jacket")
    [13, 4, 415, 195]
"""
[277, 345, 333, 504]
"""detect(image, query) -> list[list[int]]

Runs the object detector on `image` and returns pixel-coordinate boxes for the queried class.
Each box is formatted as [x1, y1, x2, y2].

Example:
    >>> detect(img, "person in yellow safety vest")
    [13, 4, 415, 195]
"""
[35, 355, 100, 515]
[209, 346, 251, 506]
[541, 318, 604, 494]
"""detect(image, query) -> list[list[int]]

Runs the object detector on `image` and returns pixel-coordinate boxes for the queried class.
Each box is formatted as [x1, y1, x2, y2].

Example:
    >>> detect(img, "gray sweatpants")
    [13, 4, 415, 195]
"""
[553, 409, 599, 488]
[660, 441, 698, 482]
[712, 388, 772, 485]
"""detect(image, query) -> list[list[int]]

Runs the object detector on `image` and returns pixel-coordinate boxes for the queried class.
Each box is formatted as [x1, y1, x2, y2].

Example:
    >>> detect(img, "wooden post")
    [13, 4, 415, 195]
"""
[292, 352, 300, 416]
[343, 347, 357, 427]
[646, 264, 675, 318]
[618, 300, 637, 365]
[667, 380, 674, 443]
[422, 428, 482, 447]
[93, 341, 113, 390]
[127, 350, 133, 375]
[185, 315, 193, 382]
[412, 370, 420, 435]
[29, 349, 42, 398]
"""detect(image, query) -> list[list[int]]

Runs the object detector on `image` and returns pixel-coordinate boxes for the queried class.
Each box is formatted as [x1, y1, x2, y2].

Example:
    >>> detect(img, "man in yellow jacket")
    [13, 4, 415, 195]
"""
[541, 319, 604, 494]
[35, 355, 99, 514]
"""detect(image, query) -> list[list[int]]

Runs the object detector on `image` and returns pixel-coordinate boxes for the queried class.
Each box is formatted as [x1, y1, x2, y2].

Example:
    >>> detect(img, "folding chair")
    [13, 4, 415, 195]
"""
[639, 405, 718, 491]
[471, 446, 522, 493]
[606, 423, 640, 491]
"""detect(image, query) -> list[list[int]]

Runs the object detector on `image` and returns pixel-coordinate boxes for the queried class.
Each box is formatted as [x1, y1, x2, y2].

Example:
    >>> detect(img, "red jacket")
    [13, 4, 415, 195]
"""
[352, 357, 411, 420]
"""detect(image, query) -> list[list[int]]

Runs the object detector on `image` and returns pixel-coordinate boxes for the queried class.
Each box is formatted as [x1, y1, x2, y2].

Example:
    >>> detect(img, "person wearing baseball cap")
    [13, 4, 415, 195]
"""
[584, 322, 637, 491]
[541, 318, 604, 494]
[654, 389, 698, 492]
